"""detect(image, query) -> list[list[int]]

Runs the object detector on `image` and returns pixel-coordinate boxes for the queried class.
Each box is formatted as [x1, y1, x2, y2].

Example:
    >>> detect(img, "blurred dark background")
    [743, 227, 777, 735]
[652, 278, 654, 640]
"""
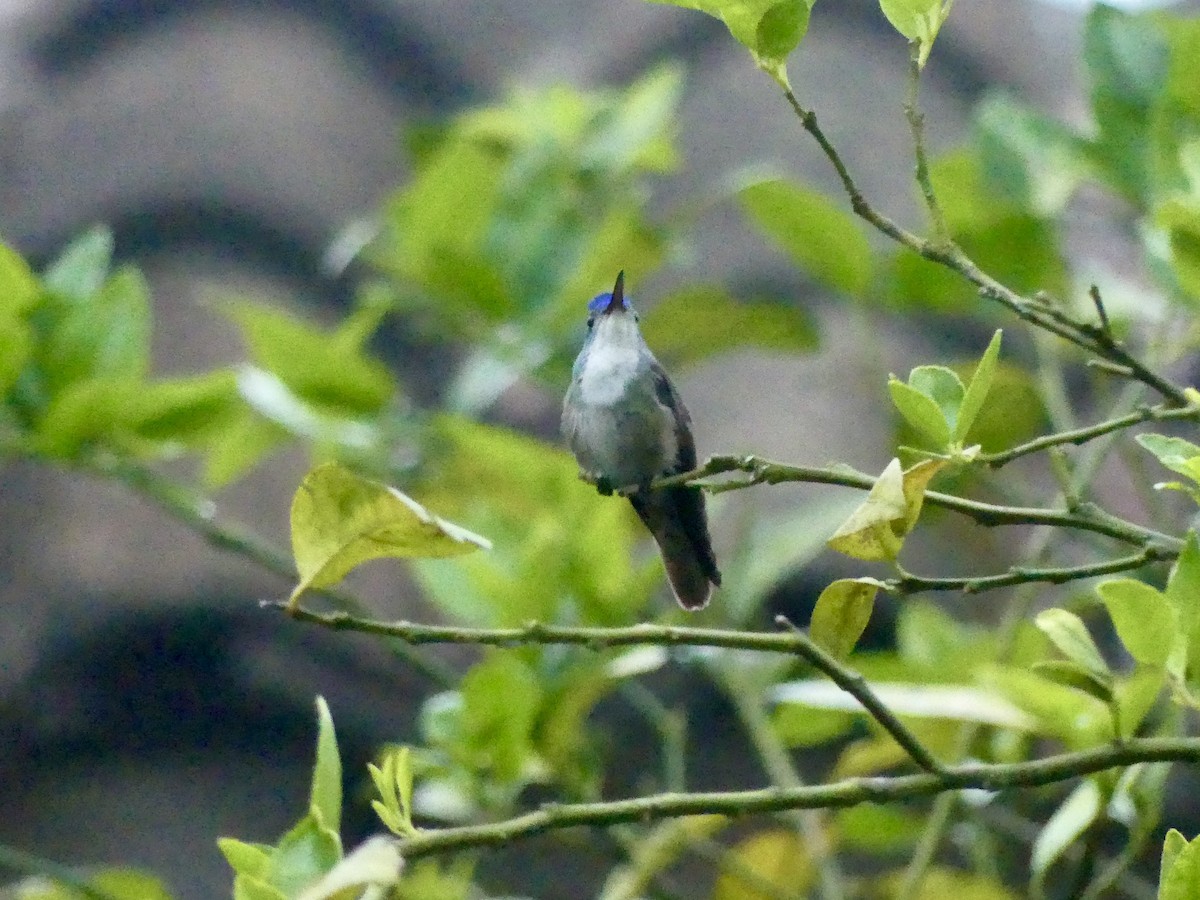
[0, 0, 1183, 896]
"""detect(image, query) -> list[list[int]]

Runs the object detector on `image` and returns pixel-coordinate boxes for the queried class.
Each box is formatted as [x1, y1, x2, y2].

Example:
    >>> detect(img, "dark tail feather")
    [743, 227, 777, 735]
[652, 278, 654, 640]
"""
[630, 486, 721, 610]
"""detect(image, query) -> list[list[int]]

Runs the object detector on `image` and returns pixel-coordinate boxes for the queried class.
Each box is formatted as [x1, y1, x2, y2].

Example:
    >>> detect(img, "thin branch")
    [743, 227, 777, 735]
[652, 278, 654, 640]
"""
[980, 403, 1200, 468]
[779, 91, 1189, 407]
[652, 455, 1183, 551]
[394, 738, 1200, 859]
[82, 452, 458, 687]
[890, 545, 1172, 594]
[903, 44, 948, 241]
[774, 616, 947, 775]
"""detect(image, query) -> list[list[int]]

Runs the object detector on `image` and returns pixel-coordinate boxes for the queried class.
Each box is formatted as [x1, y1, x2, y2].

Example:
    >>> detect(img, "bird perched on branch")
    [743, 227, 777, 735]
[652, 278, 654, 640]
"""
[562, 271, 721, 609]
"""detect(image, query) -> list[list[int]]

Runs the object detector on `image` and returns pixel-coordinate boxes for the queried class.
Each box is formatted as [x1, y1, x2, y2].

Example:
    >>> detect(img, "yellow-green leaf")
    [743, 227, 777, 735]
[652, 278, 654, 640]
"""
[288, 463, 491, 607]
[827, 458, 907, 561]
[809, 577, 887, 658]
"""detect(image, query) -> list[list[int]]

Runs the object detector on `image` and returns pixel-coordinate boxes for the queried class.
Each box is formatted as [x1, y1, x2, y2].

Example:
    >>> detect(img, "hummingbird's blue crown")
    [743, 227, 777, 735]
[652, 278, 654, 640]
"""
[587, 291, 629, 314]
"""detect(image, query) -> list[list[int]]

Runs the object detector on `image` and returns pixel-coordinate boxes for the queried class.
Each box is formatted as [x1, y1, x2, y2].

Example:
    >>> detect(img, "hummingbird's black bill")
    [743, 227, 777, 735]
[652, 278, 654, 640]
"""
[604, 270, 626, 315]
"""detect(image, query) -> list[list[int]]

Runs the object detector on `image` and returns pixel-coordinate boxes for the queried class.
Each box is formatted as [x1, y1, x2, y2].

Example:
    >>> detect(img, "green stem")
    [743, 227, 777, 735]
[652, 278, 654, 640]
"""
[394, 737, 1200, 859]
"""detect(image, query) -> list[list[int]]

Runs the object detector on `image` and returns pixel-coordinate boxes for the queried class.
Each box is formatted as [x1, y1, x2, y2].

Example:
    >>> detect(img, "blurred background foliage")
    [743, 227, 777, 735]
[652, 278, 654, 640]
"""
[5, 0, 1200, 898]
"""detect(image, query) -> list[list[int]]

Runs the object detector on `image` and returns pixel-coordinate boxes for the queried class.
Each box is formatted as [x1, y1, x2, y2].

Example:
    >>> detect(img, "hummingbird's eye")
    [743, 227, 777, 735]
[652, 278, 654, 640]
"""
[634, 312, 640, 322]
[586, 317, 595, 329]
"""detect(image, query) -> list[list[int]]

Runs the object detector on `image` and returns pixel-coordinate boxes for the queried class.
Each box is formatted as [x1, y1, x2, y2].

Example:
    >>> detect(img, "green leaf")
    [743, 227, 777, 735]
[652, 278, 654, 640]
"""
[646, 0, 812, 88]
[954, 329, 1002, 443]
[1084, 5, 1168, 201]
[889, 377, 951, 447]
[827, 458, 908, 561]
[739, 178, 873, 295]
[878, 0, 954, 68]
[35, 376, 142, 458]
[1167, 532, 1200, 680]
[772, 679, 1035, 729]
[89, 870, 175, 900]
[202, 410, 287, 488]
[1161, 830, 1200, 900]
[310, 697, 342, 836]
[1030, 660, 1113, 705]
[809, 577, 886, 658]
[294, 836, 403, 900]
[909, 365, 965, 436]
[638, 285, 818, 366]
[975, 93, 1089, 217]
[222, 300, 395, 416]
[130, 371, 241, 444]
[982, 664, 1111, 745]
[264, 815, 342, 898]
[713, 830, 813, 900]
[42, 226, 113, 302]
[40, 265, 152, 394]
[460, 652, 544, 784]
[1031, 780, 1102, 886]
[1034, 608, 1111, 678]
[1155, 198, 1200, 301]
[835, 806, 920, 852]
[772, 702, 856, 748]
[219, 838, 274, 880]
[0, 241, 40, 314]
[0, 312, 32, 399]
[1097, 578, 1178, 667]
[1135, 433, 1200, 485]
[288, 463, 491, 607]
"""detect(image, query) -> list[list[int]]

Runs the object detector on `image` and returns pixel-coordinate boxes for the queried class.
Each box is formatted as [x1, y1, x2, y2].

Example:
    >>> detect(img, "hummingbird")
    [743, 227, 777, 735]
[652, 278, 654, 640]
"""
[562, 271, 721, 609]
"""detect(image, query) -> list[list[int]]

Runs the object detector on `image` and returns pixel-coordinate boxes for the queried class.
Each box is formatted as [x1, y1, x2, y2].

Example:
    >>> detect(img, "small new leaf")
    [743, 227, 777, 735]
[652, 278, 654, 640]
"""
[287, 463, 491, 609]
[311, 697, 342, 836]
[1137, 433, 1200, 493]
[954, 329, 1002, 443]
[889, 377, 951, 447]
[369, 746, 419, 838]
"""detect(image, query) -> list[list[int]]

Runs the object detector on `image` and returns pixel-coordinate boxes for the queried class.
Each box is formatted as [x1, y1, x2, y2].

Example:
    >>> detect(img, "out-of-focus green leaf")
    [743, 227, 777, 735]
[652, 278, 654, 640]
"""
[1030, 660, 1114, 706]
[219, 838, 273, 881]
[772, 701, 856, 748]
[287, 463, 491, 607]
[0, 241, 39, 314]
[1035, 608, 1111, 677]
[836, 805, 920, 852]
[40, 265, 151, 395]
[1031, 779, 1101, 887]
[638, 285, 818, 366]
[460, 652, 544, 785]
[981, 664, 1111, 746]
[130, 371, 241, 444]
[1155, 197, 1200, 302]
[34, 376, 141, 457]
[713, 829, 813, 900]
[202, 410, 288, 488]
[809, 577, 886, 658]
[772, 680, 1035, 729]
[1097, 578, 1178, 668]
[960, 361, 1046, 452]
[223, 300, 395, 416]
[975, 93, 1089, 217]
[0, 313, 32, 399]
[310, 697, 342, 836]
[295, 836, 403, 900]
[42, 226, 113, 302]
[740, 178, 873, 295]
[1084, 5, 1168, 202]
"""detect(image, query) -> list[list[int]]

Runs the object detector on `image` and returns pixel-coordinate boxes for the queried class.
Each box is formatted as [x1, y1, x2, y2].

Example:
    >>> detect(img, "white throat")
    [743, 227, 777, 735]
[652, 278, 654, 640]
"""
[578, 315, 645, 405]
